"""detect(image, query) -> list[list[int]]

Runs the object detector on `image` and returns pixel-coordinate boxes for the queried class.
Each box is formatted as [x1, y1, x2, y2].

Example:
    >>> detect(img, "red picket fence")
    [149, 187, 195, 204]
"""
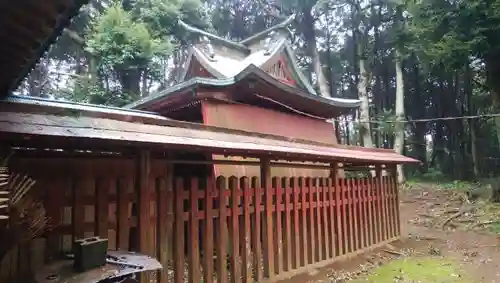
[158, 175, 400, 283]
[0, 158, 400, 283]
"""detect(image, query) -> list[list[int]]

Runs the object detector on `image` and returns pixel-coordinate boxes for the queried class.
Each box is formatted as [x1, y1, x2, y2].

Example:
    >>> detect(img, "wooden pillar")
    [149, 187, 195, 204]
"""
[329, 162, 338, 257]
[261, 158, 275, 278]
[158, 161, 173, 283]
[137, 150, 152, 282]
[375, 165, 387, 241]
[389, 165, 401, 238]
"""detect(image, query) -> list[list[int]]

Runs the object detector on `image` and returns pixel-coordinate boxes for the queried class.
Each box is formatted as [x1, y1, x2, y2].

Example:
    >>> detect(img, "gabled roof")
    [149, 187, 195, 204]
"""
[167, 14, 360, 111]
[125, 65, 360, 117]
[0, 0, 88, 97]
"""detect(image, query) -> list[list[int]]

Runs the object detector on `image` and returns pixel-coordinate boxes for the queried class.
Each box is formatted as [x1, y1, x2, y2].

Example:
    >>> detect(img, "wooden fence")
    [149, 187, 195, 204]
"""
[159, 175, 400, 283]
[0, 157, 400, 283]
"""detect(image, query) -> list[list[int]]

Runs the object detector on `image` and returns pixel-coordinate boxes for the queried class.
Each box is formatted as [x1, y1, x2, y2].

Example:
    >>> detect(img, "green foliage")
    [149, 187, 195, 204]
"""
[86, 4, 172, 75]
[353, 257, 470, 283]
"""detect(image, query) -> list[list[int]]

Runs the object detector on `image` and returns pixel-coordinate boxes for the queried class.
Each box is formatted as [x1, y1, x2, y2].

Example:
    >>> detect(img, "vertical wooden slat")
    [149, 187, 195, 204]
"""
[204, 177, 214, 283]
[389, 175, 398, 241]
[117, 177, 131, 250]
[341, 178, 348, 254]
[283, 178, 292, 272]
[360, 178, 367, 249]
[307, 178, 315, 263]
[314, 179, 322, 262]
[362, 178, 368, 248]
[251, 177, 262, 281]
[292, 178, 300, 269]
[240, 177, 252, 283]
[383, 175, 389, 240]
[383, 176, 391, 239]
[96, 177, 110, 239]
[229, 176, 240, 283]
[216, 177, 228, 283]
[390, 175, 397, 238]
[392, 175, 397, 238]
[174, 178, 185, 283]
[395, 172, 401, 236]
[261, 159, 275, 278]
[300, 177, 308, 266]
[188, 178, 201, 283]
[335, 174, 343, 256]
[348, 179, 355, 252]
[363, 178, 370, 248]
[327, 180, 337, 258]
[273, 177, 283, 274]
[372, 176, 380, 244]
[353, 179, 361, 251]
[138, 151, 152, 283]
[366, 178, 373, 247]
[73, 177, 88, 240]
[158, 175, 170, 283]
[46, 178, 63, 260]
[322, 178, 330, 260]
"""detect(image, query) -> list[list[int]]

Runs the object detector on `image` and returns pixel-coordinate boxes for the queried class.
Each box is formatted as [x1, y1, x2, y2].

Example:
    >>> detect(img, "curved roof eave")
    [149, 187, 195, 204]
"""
[234, 65, 361, 108]
[126, 64, 360, 110]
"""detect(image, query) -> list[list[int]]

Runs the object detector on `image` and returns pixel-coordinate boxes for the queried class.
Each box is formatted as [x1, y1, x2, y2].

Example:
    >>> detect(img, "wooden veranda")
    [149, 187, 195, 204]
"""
[0, 98, 419, 283]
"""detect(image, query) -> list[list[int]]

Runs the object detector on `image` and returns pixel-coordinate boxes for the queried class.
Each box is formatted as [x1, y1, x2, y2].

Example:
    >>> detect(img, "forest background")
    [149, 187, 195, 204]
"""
[17, 0, 500, 184]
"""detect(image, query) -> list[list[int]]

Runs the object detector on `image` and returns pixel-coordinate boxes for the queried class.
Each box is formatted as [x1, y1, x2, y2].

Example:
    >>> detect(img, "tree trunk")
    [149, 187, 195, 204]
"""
[302, 4, 331, 98]
[464, 62, 480, 179]
[394, 49, 405, 183]
[357, 42, 373, 148]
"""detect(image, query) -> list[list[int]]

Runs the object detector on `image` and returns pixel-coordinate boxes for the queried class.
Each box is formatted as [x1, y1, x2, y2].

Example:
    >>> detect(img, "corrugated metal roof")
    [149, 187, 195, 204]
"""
[0, 110, 420, 165]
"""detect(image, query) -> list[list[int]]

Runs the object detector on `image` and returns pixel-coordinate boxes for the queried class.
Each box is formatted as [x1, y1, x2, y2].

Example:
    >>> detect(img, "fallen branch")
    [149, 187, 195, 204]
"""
[441, 207, 474, 229]
[471, 220, 500, 229]
[417, 213, 435, 218]
[382, 249, 403, 256]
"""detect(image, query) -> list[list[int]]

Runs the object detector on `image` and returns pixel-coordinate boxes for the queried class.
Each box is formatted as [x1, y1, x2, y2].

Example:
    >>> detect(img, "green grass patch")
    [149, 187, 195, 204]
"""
[352, 257, 470, 283]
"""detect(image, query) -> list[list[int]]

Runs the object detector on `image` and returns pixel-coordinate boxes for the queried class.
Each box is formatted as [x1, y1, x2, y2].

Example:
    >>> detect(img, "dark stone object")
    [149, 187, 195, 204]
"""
[73, 237, 108, 272]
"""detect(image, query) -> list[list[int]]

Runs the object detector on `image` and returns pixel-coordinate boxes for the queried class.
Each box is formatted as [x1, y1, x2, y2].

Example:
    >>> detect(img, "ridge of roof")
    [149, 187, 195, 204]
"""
[178, 19, 250, 53]
[240, 14, 296, 45]
[189, 36, 288, 79]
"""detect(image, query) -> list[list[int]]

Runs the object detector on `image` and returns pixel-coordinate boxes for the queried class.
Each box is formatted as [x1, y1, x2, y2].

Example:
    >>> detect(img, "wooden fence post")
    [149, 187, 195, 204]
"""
[261, 158, 275, 278]
[389, 165, 401, 238]
[137, 150, 152, 283]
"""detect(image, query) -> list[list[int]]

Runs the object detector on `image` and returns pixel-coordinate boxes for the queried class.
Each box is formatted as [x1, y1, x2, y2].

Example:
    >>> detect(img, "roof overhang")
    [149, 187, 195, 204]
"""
[126, 65, 360, 118]
[0, 0, 88, 97]
[0, 100, 420, 165]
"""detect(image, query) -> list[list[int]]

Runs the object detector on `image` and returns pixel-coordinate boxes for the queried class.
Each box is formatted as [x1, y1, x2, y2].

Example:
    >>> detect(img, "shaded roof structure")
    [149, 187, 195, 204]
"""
[0, 96, 419, 165]
[126, 14, 360, 116]
[0, 0, 88, 97]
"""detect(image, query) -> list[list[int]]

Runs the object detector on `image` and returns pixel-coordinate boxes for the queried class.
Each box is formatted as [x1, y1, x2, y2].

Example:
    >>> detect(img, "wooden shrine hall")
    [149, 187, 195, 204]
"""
[0, 2, 419, 283]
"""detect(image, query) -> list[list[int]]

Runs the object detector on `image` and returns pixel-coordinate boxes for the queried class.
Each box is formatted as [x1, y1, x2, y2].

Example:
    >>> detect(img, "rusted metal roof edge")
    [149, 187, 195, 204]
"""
[0, 112, 420, 164]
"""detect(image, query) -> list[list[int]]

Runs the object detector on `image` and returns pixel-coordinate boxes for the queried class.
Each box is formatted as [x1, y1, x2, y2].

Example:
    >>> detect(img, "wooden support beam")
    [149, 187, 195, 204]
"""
[261, 158, 275, 278]
[137, 150, 152, 283]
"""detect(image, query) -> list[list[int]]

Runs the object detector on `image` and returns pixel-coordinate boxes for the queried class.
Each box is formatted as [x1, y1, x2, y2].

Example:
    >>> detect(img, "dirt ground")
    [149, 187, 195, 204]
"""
[278, 183, 500, 283]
